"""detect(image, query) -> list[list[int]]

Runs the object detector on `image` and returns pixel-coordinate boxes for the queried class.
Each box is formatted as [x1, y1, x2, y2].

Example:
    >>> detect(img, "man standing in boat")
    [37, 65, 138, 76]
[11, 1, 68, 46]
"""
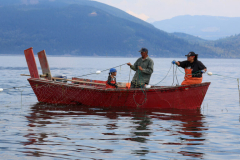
[127, 48, 154, 88]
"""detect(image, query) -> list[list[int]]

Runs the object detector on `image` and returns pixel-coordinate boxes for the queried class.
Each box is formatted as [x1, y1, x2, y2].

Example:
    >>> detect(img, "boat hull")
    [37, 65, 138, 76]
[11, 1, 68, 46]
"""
[28, 78, 210, 109]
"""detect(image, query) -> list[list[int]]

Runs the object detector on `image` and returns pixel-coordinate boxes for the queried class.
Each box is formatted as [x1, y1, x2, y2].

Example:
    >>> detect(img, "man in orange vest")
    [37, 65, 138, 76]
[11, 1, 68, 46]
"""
[172, 52, 207, 85]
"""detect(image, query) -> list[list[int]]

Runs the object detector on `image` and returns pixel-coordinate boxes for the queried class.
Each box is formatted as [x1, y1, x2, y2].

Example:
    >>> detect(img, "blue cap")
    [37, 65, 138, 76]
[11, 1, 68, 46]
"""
[109, 68, 117, 73]
[139, 48, 148, 52]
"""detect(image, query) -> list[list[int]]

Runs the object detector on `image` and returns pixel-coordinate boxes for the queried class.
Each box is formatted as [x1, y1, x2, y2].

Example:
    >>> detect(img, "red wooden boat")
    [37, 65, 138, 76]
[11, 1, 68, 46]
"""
[24, 48, 210, 109]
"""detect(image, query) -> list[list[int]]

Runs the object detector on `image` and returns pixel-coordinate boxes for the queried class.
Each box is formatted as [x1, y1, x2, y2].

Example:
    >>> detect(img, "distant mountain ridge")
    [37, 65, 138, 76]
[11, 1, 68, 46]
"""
[0, 0, 239, 58]
[0, 0, 221, 57]
[152, 15, 240, 40]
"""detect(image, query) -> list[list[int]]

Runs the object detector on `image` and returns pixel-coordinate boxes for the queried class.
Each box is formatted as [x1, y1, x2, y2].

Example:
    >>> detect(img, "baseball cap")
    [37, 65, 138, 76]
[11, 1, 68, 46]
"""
[109, 68, 117, 73]
[185, 52, 197, 57]
[139, 48, 148, 52]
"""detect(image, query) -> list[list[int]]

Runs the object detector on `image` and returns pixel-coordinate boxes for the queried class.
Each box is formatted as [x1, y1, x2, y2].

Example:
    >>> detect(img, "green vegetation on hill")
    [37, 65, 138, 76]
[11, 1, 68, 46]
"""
[172, 32, 240, 58]
[172, 32, 208, 45]
[213, 34, 240, 58]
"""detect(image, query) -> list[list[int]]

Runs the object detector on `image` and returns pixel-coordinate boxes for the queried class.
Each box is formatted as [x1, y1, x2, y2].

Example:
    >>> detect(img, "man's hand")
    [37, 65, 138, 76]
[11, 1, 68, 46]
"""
[138, 66, 143, 71]
[201, 69, 207, 73]
[127, 62, 132, 66]
[172, 60, 176, 64]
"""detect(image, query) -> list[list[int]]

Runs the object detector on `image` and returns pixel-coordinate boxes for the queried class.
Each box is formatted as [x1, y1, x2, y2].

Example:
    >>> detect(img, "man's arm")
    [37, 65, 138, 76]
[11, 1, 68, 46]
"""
[130, 65, 137, 71]
[178, 61, 187, 69]
[141, 60, 154, 75]
[127, 59, 139, 71]
[198, 61, 207, 72]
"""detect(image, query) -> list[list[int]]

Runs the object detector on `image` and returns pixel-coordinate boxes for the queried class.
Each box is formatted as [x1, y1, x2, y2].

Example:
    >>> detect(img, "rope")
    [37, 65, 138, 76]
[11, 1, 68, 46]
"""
[175, 65, 179, 85]
[238, 79, 240, 90]
[176, 64, 238, 80]
[76, 63, 127, 78]
[128, 68, 131, 85]
[2, 85, 30, 91]
[207, 72, 240, 102]
[172, 64, 175, 86]
[152, 63, 205, 86]
[175, 64, 240, 96]
[210, 74, 237, 80]
[238, 79, 240, 104]
[152, 63, 173, 86]
[176, 65, 203, 76]
[172, 65, 179, 86]
[132, 69, 147, 107]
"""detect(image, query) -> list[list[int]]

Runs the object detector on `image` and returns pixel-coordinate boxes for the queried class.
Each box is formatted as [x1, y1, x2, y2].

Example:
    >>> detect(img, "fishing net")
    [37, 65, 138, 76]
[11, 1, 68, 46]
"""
[28, 77, 210, 109]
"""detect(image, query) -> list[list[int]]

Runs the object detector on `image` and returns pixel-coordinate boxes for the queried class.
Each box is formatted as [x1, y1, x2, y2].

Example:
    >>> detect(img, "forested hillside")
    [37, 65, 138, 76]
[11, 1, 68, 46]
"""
[172, 32, 240, 58]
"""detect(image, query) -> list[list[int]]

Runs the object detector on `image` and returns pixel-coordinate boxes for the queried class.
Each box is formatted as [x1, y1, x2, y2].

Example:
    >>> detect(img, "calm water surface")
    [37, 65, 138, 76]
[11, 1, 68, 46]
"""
[0, 56, 240, 159]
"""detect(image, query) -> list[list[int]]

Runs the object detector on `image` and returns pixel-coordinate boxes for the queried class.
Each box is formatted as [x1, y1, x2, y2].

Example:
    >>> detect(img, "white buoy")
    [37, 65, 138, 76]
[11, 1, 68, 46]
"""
[0, 88, 3, 92]
[207, 72, 213, 76]
[145, 85, 151, 89]
[96, 71, 101, 74]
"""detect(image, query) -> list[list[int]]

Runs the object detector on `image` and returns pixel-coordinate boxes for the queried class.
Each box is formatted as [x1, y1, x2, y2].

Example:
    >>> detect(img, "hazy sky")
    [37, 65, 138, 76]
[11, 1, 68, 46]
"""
[93, 0, 240, 22]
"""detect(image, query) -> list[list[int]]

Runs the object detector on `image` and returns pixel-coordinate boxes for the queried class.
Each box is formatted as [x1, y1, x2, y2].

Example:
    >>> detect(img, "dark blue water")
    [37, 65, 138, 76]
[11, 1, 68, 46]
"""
[0, 56, 240, 159]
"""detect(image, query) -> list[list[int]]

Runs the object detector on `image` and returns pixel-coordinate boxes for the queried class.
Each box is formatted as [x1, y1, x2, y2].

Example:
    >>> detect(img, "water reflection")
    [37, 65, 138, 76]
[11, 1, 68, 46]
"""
[23, 103, 208, 159]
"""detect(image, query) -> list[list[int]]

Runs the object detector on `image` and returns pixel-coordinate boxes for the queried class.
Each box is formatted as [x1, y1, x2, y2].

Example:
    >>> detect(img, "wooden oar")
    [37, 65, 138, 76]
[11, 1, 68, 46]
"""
[20, 74, 106, 86]
[21, 74, 47, 78]
[21, 74, 31, 76]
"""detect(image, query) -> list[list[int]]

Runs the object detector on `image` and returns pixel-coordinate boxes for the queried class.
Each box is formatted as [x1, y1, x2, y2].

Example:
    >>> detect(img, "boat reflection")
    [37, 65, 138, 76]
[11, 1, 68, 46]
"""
[23, 103, 208, 159]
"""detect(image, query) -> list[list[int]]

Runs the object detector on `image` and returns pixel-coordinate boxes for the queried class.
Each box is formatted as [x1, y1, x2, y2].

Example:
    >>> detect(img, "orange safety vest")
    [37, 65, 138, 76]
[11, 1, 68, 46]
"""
[126, 83, 131, 89]
[181, 68, 202, 85]
[106, 80, 117, 88]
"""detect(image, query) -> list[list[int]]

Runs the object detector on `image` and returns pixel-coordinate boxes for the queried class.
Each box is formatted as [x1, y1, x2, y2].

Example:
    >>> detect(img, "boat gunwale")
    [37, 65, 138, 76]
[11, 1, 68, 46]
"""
[28, 78, 211, 93]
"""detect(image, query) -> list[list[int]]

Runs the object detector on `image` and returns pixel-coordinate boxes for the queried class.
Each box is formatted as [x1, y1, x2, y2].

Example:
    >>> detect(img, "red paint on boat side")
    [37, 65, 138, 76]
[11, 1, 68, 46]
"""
[28, 78, 210, 109]
[38, 50, 52, 80]
[24, 48, 40, 79]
